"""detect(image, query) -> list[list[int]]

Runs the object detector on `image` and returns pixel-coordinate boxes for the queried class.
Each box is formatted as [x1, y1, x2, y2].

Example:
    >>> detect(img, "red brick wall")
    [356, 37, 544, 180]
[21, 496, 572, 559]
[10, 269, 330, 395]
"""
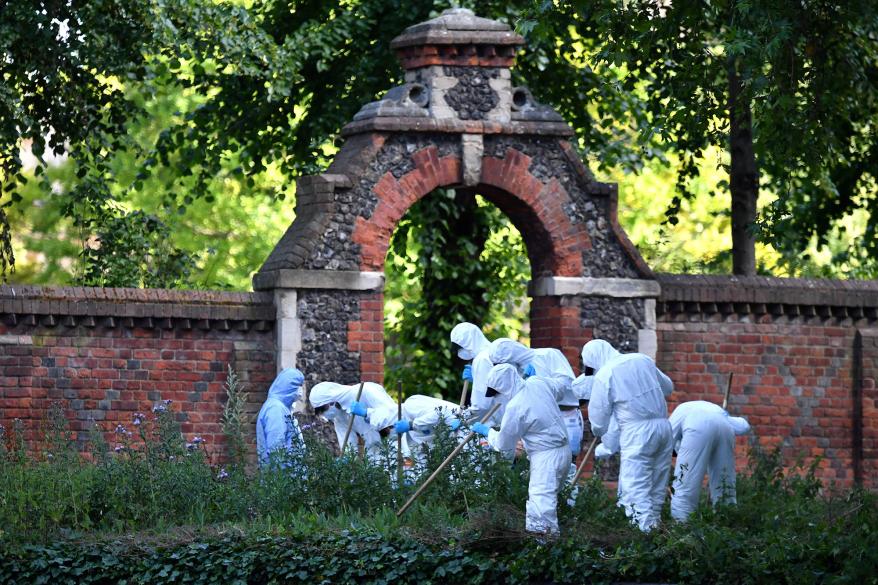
[347, 292, 385, 383]
[656, 274, 878, 487]
[0, 287, 275, 457]
[858, 329, 878, 485]
[657, 322, 856, 483]
[530, 295, 591, 368]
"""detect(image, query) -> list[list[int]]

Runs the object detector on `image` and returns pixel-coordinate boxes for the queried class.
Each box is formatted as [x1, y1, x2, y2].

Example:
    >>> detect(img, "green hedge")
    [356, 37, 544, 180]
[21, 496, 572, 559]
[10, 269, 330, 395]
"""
[2, 518, 878, 585]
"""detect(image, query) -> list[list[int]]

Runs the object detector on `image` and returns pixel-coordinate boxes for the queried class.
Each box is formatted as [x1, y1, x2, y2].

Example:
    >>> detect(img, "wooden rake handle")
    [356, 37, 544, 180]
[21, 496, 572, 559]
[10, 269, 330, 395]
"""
[340, 381, 366, 453]
[570, 436, 599, 486]
[396, 402, 501, 517]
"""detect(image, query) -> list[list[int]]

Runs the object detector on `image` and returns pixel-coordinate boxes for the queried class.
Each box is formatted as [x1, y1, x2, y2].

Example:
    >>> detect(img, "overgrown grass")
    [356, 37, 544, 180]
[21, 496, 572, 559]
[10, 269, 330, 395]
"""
[1, 385, 877, 583]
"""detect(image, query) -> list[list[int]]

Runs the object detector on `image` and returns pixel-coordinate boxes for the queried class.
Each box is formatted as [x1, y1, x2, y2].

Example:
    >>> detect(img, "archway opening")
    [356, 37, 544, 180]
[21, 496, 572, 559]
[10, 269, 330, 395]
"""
[383, 188, 530, 400]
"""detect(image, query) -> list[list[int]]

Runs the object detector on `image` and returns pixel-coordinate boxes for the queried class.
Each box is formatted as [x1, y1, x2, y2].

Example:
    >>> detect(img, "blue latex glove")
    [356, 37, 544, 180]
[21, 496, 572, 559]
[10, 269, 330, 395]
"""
[462, 364, 473, 382]
[471, 422, 490, 437]
[349, 401, 367, 417]
[394, 420, 411, 434]
[523, 363, 537, 378]
[449, 419, 461, 431]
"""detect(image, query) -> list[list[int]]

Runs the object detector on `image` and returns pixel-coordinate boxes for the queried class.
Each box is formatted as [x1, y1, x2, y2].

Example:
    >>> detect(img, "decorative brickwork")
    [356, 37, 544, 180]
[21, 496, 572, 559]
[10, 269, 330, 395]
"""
[656, 274, 878, 487]
[0, 285, 275, 455]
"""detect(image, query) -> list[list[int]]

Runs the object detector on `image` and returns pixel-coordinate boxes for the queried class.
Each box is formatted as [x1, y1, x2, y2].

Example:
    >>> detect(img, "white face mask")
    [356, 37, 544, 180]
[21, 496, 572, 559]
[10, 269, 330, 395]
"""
[458, 348, 476, 361]
[323, 406, 340, 422]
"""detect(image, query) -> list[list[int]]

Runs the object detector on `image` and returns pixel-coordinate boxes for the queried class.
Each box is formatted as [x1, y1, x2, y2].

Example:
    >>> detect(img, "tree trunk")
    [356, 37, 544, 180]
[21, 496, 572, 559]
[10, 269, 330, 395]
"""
[728, 57, 759, 276]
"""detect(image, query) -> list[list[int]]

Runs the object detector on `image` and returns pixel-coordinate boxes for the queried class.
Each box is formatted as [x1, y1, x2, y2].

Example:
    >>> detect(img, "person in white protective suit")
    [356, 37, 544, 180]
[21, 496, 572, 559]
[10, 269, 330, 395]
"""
[255, 368, 306, 468]
[582, 339, 674, 532]
[470, 363, 571, 535]
[669, 400, 751, 521]
[572, 374, 620, 462]
[308, 381, 397, 461]
[489, 339, 582, 459]
[450, 322, 495, 420]
[391, 395, 462, 455]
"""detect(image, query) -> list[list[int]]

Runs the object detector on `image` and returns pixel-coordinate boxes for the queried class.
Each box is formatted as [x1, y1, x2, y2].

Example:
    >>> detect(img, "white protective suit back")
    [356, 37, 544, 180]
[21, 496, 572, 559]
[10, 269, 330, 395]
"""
[583, 339, 673, 532]
[487, 374, 569, 455]
[669, 400, 750, 448]
[309, 381, 395, 454]
[669, 400, 750, 520]
[402, 395, 461, 446]
[491, 340, 577, 406]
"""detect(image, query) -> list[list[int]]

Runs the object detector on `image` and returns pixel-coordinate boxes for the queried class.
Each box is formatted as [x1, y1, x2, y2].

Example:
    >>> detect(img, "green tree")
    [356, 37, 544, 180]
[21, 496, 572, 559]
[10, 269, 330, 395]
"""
[522, 0, 878, 275]
[384, 191, 529, 399]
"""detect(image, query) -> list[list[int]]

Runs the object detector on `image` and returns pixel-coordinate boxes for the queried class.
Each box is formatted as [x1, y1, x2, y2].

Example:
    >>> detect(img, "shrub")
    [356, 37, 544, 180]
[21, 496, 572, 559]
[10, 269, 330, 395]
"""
[1, 381, 878, 583]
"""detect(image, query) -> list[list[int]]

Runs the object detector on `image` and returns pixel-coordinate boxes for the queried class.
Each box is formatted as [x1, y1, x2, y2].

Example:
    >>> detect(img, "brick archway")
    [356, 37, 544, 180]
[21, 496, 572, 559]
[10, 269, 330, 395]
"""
[254, 9, 660, 384]
[351, 143, 588, 278]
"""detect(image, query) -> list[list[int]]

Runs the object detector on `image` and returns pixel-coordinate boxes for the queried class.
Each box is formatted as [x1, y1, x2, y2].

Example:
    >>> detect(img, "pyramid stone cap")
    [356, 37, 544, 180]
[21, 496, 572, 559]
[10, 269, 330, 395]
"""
[391, 8, 524, 49]
[391, 9, 524, 69]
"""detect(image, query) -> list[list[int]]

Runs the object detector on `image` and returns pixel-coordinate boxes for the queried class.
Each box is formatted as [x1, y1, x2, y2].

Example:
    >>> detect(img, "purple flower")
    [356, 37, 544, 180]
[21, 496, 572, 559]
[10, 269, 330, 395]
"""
[114, 445, 124, 453]
[217, 467, 229, 480]
[132, 412, 145, 426]
[163, 399, 172, 405]
[152, 403, 167, 414]
[192, 436, 204, 445]
[301, 424, 312, 431]
[115, 424, 126, 435]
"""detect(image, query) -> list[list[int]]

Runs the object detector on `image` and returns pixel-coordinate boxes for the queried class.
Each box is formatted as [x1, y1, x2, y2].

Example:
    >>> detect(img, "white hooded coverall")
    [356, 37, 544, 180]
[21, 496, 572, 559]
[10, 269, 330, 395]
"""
[583, 339, 674, 532]
[485, 364, 571, 534]
[489, 339, 582, 455]
[309, 381, 397, 461]
[669, 400, 751, 521]
[399, 395, 461, 450]
[255, 368, 306, 468]
[572, 374, 620, 460]
[450, 323, 494, 419]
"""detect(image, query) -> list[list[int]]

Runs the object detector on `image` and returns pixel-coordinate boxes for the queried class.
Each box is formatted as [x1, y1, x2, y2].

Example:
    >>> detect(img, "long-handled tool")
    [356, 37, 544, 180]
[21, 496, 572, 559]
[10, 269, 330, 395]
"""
[570, 436, 599, 486]
[458, 379, 470, 409]
[397, 380, 404, 484]
[722, 372, 734, 410]
[340, 381, 366, 453]
[396, 402, 501, 517]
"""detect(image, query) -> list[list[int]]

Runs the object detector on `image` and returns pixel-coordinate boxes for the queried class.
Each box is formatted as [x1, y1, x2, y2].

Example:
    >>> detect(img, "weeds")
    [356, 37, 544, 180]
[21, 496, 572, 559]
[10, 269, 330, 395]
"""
[1, 373, 878, 582]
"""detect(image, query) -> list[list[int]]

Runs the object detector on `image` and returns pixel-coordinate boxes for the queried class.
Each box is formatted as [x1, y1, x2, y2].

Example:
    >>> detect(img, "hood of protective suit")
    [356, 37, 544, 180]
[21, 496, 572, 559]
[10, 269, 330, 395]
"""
[267, 368, 305, 408]
[309, 381, 349, 409]
[450, 322, 490, 361]
[368, 406, 399, 431]
[581, 339, 621, 371]
[489, 338, 534, 367]
[486, 363, 524, 396]
[572, 374, 594, 401]
[727, 415, 751, 435]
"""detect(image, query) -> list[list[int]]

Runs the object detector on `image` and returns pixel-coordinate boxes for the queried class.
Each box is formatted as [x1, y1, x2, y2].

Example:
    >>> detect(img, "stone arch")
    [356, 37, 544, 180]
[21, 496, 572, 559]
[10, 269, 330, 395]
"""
[254, 9, 660, 384]
[350, 142, 589, 278]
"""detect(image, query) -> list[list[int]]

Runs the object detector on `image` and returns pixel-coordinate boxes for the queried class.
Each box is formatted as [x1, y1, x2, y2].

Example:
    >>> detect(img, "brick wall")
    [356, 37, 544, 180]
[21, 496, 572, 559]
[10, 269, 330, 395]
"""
[0, 286, 276, 457]
[347, 292, 386, 383]
[858, 329, 878, 484]
[530, 295, 590, 368]
[656, 274, 878, 487]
